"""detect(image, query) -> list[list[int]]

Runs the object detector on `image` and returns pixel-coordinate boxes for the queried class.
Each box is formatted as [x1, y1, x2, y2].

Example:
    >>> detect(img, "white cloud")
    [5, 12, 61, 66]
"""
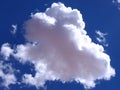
[0, 45, 17, 88]
[0, 43, 13, 60]
[0, 61, 16, 88]
[95, 30, 108, 47]
[12, 2, 115, 89]
[0, 2, 115, 89]
[11, 24, 17, 34]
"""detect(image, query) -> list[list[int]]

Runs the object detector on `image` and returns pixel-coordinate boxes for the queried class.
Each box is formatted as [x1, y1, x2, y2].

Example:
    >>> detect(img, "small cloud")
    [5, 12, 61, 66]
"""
[95, 30, 108, 47]
[112, 0, 120, 9]
[113, 0, 120, 3]
[11, 24, 17, 34]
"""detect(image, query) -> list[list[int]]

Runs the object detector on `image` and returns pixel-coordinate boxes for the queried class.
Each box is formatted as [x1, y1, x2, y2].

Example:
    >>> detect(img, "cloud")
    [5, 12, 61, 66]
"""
[11, 24, 17, 34]
[95, 30, 108, 47]
[117, 0, 120, 2]
[112, 0, 120, 9]
[113, 0, 120, 3]
[0, 2, 115, 89]
[12, 2, 115, 89]
[117, 0, 120, 3]
[0, 61, 16, 88]
[0, 43, 13, 60]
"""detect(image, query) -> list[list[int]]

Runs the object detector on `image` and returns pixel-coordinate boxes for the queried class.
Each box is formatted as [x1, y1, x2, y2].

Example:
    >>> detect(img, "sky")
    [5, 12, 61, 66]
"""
[0, 0, 120, 90]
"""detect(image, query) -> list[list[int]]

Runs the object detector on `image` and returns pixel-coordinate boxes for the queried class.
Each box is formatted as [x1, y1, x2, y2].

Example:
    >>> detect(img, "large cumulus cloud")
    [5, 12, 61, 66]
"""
[0, 2, 115, 89]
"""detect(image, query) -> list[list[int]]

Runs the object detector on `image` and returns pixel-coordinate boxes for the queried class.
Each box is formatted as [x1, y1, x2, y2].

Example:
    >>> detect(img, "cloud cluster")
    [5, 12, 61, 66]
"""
[0, 61, 16, 88]
[0, 44, 16, 88]
[0, 2, 115, 89]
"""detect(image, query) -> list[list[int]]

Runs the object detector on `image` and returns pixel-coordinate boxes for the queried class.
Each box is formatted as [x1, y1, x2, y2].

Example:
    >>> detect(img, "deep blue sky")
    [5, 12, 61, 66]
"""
[0, 0, 120, 90]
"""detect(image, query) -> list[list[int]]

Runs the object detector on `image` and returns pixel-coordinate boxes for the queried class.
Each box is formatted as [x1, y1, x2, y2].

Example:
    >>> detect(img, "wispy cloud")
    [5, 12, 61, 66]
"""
[113, 0, 120, 3]
[112, 0, 120, 9]
[11, 24, 17, 34]
[95, 30, 108, 47]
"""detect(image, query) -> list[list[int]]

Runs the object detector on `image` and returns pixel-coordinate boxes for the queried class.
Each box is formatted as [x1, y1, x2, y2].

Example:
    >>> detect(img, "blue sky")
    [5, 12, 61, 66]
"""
[0, 0, 120, 90]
